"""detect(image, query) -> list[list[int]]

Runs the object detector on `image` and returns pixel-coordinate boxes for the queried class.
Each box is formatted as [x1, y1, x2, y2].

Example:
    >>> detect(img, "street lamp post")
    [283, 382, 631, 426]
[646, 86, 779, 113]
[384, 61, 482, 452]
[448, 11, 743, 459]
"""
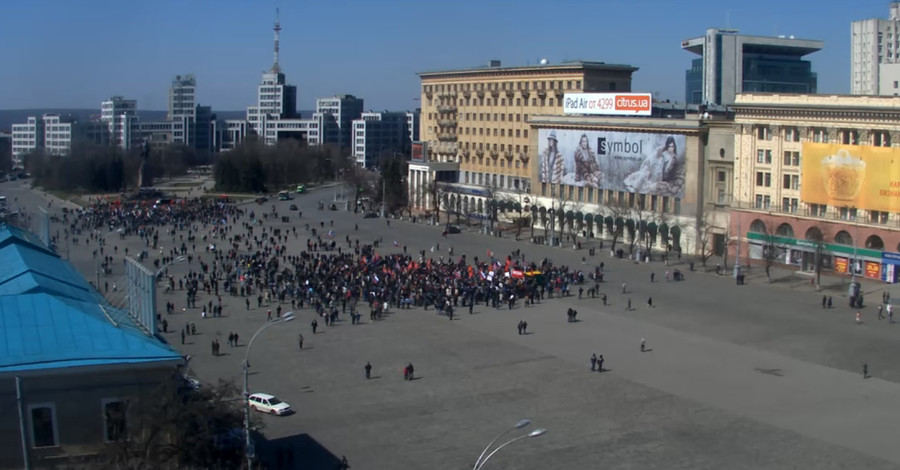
[474, 427, 547, 470]
[473, 419, 530, 469]
[243, 312, 295, 469]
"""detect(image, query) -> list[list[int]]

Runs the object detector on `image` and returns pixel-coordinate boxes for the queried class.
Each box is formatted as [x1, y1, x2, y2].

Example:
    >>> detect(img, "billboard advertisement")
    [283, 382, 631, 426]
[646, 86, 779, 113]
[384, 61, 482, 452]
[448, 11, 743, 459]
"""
[563, 93, 652, 116]
[801, 143, 900, 212]
[537, 128, 686, 197]
[411, 141, 428, 162]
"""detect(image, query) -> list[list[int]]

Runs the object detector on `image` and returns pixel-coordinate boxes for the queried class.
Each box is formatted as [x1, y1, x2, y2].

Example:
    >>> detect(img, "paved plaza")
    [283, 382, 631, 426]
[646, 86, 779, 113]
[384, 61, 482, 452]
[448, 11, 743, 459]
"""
[4, 179, 900, 469]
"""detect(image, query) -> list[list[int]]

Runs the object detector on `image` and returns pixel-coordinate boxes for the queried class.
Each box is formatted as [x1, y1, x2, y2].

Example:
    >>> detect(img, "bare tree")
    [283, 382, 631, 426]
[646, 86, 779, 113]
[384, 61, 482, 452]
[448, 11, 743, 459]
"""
[424, 181, 444, 224]
[759, 221, 782, 283]
[806, 224, 832, 290]
[604, 197, 631, 253]
[696, 212, 721, 269]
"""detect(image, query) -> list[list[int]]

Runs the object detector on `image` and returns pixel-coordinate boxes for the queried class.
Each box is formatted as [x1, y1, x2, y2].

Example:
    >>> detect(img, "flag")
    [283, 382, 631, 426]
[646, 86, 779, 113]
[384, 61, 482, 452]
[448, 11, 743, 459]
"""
[393, 240, 399, 247]
[327, 230, 335, 237]
[373, 274, 380, 283]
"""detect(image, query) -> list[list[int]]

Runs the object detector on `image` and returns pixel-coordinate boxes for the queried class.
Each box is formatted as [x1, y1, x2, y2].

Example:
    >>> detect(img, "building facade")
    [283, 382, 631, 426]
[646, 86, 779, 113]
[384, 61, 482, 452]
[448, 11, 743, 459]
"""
[851, 2, 900, 95]
[352, 111, 416, 168]
[682, 29, 822, 106]
[412, 60, 638, 215]
[100, 96, 139, 150]
[731, 93, 900, 281]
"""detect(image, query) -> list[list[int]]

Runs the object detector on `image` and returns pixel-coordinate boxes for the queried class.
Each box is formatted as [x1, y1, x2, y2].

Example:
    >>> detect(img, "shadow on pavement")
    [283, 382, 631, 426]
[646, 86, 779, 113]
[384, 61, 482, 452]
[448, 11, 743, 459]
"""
[258, 433, 346, 470]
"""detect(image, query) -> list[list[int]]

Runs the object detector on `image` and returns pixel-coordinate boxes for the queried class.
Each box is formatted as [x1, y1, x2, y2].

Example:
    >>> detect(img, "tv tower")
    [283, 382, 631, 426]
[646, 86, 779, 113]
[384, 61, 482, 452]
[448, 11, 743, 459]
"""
[271, 7, 282, 74]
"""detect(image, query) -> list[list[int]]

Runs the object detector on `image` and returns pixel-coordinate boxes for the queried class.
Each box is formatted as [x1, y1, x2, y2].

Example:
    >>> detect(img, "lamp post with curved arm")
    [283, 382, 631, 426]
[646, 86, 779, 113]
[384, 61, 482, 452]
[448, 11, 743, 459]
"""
[475, 428, 546, 470]
[243, 312, 294, 469]
[473, 419, 530, 469]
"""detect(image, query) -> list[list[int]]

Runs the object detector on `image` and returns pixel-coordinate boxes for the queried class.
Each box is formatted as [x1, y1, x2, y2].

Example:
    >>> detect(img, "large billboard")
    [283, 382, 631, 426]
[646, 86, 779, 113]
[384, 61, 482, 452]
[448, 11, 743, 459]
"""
[537, 128, 686, 198]
[563, 93, 652, 116]
[411, 141, 428, 162]
[801, 143, 900, 212]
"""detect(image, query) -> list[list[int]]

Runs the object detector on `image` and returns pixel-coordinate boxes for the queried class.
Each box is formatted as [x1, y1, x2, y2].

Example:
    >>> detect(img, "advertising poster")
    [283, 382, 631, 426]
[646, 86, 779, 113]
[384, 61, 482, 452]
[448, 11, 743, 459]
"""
[865, 261, 882, 279]
[563, 93, 653, 116]
[834, 256, 849, 274]
[537, 129, 686, 198]
[801, 143, 900, 212]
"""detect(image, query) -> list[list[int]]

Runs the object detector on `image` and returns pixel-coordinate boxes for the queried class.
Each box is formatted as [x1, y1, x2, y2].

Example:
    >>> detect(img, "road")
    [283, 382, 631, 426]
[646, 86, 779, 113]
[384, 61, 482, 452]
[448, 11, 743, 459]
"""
[4, 179, 900, 469]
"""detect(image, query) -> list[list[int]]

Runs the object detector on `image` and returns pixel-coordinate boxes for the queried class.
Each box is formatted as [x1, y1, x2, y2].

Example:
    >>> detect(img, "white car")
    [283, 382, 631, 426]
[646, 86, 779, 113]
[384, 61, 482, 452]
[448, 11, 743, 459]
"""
[248, 393, 291, 416]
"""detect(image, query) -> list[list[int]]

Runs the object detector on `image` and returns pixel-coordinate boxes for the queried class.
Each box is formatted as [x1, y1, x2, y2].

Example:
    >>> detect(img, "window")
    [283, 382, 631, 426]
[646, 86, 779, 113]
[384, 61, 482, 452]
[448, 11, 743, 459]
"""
[756, 149, 772, 164]
[783, 151, 800, 166]
[782, 174, 799, 190]
[103, 400, 128, 442]
[29, 404, 57, 448]
[782, 197, 799, 213]
[756, 172, 771, 187]
[840, 129, 859, 145]
[808, 203, 827, 217]
[577, 186, 584, 202]
[811, 127, 829, 143]
[874, 131, 891, 147]
[870, 210, 890, 224]
[650, 195, 658, 211]
[839, 207, 858, 221]
[756, 126, 772, 140]
[717, 170, 726, 182]
[784, 127, 800, 142]
[674, 198, 681, 215]
[587, 187, 594, 202]
[755, 195, 763, 209]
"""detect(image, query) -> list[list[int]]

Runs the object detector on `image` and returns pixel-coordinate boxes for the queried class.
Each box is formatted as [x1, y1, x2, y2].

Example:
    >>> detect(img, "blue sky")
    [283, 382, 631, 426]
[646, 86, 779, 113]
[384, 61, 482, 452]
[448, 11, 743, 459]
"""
[0, 0, 890, 112]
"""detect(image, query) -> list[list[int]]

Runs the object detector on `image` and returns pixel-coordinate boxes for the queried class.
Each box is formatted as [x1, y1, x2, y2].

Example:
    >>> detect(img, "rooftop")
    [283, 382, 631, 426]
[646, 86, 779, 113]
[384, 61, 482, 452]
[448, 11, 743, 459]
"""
[681, 29, 823, 57]
[0, 225, 182, 374]
[419, 60, 638, 78]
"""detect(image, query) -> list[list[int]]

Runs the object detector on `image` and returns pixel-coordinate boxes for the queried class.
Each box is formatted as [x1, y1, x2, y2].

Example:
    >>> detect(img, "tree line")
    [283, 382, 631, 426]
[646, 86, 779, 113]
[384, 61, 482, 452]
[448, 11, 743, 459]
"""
[25, 143, 210, 193]
[213, 138, 354, 193]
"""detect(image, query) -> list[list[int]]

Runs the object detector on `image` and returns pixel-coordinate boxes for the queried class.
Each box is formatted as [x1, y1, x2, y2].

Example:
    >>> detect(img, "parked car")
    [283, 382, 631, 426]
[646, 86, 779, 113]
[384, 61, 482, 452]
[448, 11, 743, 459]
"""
[446, 225, 461, 234]
[248, 393, 291, 415]
[289, 204, 298, 210]
[255, 196, 268, 204]
[363, 212, 379, 218]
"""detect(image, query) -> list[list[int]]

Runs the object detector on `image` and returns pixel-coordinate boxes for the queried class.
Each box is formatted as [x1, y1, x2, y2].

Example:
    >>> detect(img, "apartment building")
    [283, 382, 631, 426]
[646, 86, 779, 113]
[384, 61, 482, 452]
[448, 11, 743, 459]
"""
[732, 93, 900, 281]
[100, 96, 139, 150]
[851, 2, 900, 95]
[413, 60, 638, 212]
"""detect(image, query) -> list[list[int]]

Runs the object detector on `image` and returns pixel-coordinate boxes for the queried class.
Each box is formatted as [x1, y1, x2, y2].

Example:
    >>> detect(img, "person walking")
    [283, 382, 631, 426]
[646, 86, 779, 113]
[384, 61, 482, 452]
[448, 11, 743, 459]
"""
[647, 297, 653, 309]
[640, 338, 646, 352]
[311, 319, 318, 334]
[597, 354, 604, 372]
[590, 353, 597, 371]
[863, 363, 869, 379]
[627, 298, 632, 311]
[365, 362, 372, 379]
[650, 272, 655, 283]
[298, 334, 304, 350]
[622, 282, 627, 294]
[822, 295, 827, 309]
[856, 311, 862, 325]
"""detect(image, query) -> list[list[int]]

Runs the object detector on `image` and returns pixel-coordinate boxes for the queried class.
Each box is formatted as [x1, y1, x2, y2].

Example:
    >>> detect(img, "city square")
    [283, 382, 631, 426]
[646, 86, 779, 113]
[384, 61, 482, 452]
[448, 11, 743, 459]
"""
[5, 179, 900, 469]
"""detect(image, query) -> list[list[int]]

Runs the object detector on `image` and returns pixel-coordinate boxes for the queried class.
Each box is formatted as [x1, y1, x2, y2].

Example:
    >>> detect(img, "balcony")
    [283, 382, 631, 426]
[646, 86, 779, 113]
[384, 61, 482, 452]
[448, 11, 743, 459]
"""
[505, 89, 514, 98]
[489, 150, 499, 159]
[438, 133, 458, 142]
[503, 151, 513, 160]
[536, 89, 546, 97]
[519, 152, 530, 163]
[476, 90, 485, 98]
[438, 119, 457, 127]
[437, 105, 457, 113]
[431, 142, 457, 154]
[476, 149, 485, 158]
[490, 89, 500, 97]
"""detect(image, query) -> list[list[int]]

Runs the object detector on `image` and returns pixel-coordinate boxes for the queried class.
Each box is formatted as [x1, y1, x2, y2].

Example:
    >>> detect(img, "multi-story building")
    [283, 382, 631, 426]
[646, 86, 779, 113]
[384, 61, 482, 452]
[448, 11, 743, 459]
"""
[852, 2, 900, 95]
[682, 28, 822, 106]
[168, 74, 196, 121]
[731, 93, 900, 281]
[412, 59, 638, 214]
[315, 95, 364, 148]
[352, 111, 414, 168]
[101, 96, 139, 150]
[11, 117, 43, 167]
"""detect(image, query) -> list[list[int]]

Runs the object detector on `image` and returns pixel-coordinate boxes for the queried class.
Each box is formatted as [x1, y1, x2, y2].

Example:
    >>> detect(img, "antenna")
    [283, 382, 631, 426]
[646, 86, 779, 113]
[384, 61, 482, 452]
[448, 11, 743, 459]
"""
[271, 7, 282, 73]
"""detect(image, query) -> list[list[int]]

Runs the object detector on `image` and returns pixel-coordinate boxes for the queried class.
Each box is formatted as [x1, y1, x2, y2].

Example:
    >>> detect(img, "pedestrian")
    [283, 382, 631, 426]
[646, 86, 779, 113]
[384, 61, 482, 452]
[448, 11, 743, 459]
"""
[211, 340, 217, 356]
[267, 309, 272, 321]
[298, 334, 304, 350]
[822, 295, 827, 309]
[597, 354, 604, 372]
[311, 319, 318, 334]
[365, 362, 372, 379]
[522, 321, 528, 334]
[246, 298, 250, 310]
[402, 365, 409, 381]
[162, 318, 168, 333]
[590, 353, 597, 371]
[578, 286, 583, 299]
[856, 311, 862, 325]
[627, 298, 632, 311]
[878, 305, 884, 320]
[228, 332, 234, 346]
[863, 363, 869, 379]
[622, 282, 627, 294]
[517, 321, 523, 335]
[602, 294, 607, 306]
[181, 329, 185, 345]
[827, 296, 833, 309]
[640, 338, 646, 352]
[407, 363, 414, 380]
[650, 272, 655, 283]
[647, 297, 653, 309]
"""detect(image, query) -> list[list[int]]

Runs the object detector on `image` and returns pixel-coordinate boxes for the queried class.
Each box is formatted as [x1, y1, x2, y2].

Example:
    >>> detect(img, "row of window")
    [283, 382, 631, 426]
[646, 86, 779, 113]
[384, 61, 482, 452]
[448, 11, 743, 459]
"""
[28, 399, 127, 448]
[462, 172, 528, 190]
[429, 96, 561, 108]
[425, 80, 582, 94]
[538, 183, 683, 214]
[755, 125, 892, 147]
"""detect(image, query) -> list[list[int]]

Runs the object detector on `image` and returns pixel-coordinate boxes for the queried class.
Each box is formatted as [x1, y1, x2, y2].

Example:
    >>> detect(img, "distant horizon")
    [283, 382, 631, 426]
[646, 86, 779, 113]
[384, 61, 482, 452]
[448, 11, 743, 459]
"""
[1, 0, 892, 111]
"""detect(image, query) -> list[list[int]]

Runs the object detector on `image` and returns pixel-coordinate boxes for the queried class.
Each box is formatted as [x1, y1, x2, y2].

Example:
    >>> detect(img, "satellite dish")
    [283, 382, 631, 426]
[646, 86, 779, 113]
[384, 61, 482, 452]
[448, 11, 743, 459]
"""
[539, 58, 549, 65]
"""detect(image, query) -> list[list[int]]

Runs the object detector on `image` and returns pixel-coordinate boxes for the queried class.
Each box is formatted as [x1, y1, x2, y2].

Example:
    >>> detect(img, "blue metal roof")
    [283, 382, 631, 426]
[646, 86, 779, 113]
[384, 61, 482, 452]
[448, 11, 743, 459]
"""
[0, 225, 182, 373]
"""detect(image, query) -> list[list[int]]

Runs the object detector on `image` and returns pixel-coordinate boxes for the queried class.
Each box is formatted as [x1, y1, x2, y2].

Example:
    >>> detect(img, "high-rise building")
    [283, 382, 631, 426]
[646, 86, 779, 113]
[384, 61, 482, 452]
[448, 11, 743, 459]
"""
[168, 74, 196, 121]
[315, 95, 363, 148]
[352, 111, 413, 168]
[682, 29, 822, 106]
[101, 96, 139, 149]
[851, 3, 900, 95]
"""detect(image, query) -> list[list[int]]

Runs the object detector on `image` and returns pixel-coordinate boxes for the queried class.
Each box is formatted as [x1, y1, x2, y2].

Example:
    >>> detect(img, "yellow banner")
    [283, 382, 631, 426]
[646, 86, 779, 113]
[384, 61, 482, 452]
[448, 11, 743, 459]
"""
[801, 143, 900, 212]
